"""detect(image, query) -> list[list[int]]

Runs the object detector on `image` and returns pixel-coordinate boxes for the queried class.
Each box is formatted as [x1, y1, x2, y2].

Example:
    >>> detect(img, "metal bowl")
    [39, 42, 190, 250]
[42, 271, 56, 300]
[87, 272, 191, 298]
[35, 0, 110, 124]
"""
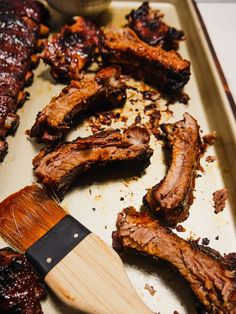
[47, 0, 111, 16]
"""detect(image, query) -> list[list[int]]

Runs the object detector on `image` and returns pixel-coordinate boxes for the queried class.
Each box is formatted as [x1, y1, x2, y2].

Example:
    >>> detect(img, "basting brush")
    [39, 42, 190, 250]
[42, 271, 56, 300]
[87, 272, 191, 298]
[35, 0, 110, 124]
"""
[0, 185, 152, 314]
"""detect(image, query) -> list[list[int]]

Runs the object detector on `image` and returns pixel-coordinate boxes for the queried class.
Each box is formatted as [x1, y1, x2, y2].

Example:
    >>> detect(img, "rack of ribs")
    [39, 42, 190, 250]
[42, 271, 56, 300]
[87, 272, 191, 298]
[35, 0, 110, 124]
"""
[144, 113, 203, 226]
[41, 16, 102, 82]
[113, 207, 236, 313]
[28, 66, 126, 143]
[126, 2, 184, 50]
[0, 247, 47, 313]
[33, 126, 153, 200]
[0, 0, 49, 162]
[102, 27, 190, 96]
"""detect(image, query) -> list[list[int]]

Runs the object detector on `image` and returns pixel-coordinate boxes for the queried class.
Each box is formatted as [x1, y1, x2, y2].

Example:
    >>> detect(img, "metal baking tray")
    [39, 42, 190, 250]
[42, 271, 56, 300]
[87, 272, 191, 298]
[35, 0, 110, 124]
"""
[0, 1, 236, 313]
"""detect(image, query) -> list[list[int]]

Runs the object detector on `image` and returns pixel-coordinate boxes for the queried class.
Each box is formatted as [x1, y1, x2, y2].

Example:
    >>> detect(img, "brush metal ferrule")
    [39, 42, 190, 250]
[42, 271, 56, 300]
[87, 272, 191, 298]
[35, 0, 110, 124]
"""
[26, 215, 91, 277]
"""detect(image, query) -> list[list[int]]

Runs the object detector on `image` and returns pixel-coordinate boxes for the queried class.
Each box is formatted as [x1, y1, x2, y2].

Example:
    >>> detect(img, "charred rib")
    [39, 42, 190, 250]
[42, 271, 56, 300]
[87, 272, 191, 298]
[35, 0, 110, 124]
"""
[0, 0, 49, 162]
[0, 247, 47, 313]
[144, 113, 202, 225]
[33, 126, 153, 200]
[41, 16, 101, 82]
[102, 27, 190, 96]
[113, 207, 236, 313]
[0, 0, 48, 23]
[28, 66, 126, 143]
[126, 2, 184, 50]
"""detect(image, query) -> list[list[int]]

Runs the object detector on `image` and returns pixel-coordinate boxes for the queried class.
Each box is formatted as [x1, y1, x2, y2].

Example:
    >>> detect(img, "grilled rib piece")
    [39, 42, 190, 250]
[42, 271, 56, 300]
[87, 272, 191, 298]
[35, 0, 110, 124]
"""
[144, 113, 202, 225]
[126, 2, 184, 50]
[41, 16, 101, 82]
[33, 126, 153, 200]
[28, 66, 126, 143]
[0, 247, 47, 314]
[113, 207, 236, 313]
[102, 27, 190, 96]
[0, 0, 48, 22]
[0, 0, 49, 162]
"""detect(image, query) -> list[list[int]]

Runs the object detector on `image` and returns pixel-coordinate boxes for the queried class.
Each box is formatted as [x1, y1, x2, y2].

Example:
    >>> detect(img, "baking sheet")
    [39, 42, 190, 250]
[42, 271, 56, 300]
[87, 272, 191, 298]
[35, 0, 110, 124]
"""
[0, 1, 236, 313]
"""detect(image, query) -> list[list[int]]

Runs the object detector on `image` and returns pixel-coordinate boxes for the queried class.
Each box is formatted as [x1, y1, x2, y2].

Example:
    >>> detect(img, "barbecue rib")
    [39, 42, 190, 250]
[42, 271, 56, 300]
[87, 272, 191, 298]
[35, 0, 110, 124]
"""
[28, 66, 126, 143]
[144, 113, 202, 225]
[0, 0, 49, 162]
[41, 16, 101, 82]
[0, 247, 47, 314]
[33, 126, 153, 200]
[126, 2, 184, 50]
[102, 27, 190, 96]
[113, 207, 236, 313]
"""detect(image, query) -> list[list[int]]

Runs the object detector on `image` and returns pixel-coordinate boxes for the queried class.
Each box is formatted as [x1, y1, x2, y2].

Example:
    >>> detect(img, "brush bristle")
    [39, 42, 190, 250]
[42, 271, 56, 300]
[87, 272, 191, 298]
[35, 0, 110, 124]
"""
[0, 185, 66, 252]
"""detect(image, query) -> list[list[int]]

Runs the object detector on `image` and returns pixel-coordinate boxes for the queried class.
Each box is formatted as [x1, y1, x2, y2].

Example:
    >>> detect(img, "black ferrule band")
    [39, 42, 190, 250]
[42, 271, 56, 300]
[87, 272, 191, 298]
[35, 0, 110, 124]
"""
[26, 215, 91, 277]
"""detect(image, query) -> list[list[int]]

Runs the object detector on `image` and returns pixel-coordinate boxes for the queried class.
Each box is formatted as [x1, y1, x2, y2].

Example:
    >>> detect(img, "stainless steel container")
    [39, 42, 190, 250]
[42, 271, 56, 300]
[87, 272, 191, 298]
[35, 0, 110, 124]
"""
[47, 0, 111, 16]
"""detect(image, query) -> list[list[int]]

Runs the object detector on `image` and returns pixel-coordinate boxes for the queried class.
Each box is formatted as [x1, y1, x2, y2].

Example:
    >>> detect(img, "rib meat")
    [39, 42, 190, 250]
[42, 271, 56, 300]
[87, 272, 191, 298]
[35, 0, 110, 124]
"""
[28, 66, 126, 143]
[113, 207, 236, 313]
[41, 16, 101, 82]
[126, 2, 184, 50]
[102, 27, 190, 96]
[144, 113, 202, 225]
[33, 126, 153, 200]
[0, 0, 49, 162]
[0, 247, 47, 314]
[0, 0, 48, 22]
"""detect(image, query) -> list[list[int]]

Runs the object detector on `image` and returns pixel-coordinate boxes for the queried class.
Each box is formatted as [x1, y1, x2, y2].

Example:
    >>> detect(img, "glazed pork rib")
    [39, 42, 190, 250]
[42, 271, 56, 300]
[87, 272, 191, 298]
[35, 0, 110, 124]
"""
[102, 27, 190, 96]
[0, 247, 47, 313]
[41, 16, 101, 82]
[0, 0, 48, 22]
[33, 126, 153, 200]
[144, 113, 203, 225]
[113, 207, 236, 313]
[28, 66, 126, 143]
[0, 0, 49, 162]
[126, 2, 184, 50]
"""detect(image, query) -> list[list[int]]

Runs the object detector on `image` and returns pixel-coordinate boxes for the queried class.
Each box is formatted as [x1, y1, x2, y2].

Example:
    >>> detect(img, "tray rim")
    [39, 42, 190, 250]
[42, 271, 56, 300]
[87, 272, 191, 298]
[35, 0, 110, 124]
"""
[191, 0, 236, 120]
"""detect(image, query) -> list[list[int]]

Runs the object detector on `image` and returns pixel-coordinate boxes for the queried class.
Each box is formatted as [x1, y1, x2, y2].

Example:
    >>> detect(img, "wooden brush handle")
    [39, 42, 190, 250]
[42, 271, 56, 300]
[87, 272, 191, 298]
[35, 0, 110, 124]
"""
[45, 233, 152, 314]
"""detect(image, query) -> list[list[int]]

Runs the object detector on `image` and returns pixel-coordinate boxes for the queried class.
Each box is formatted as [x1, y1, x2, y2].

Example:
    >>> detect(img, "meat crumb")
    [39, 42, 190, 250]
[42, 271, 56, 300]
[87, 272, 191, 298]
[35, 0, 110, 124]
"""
[144, 283, 157, 296]
[165, 106, 173, 117]
[142, 90, 159, 101]
[115, 112, 120, 118]
[213, 188, 228, 214]
[89, 111, 127, 133]
[189, 237, 200, 245]
[173, 311, 180, 314]
[206, 155, 216, 163]
[144, 103, 156, 114]
[202, 131, 216, 146]
[201, 237, 210, 246]
[134, 114, 141, 124]
[215, 236, 219, 240]
[120, 197, 124, 201]
[176, 224, 186, 232]
[95, 194, 102, 200]
[147, 109, 161, 138]
[178, 92, 190, 104]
